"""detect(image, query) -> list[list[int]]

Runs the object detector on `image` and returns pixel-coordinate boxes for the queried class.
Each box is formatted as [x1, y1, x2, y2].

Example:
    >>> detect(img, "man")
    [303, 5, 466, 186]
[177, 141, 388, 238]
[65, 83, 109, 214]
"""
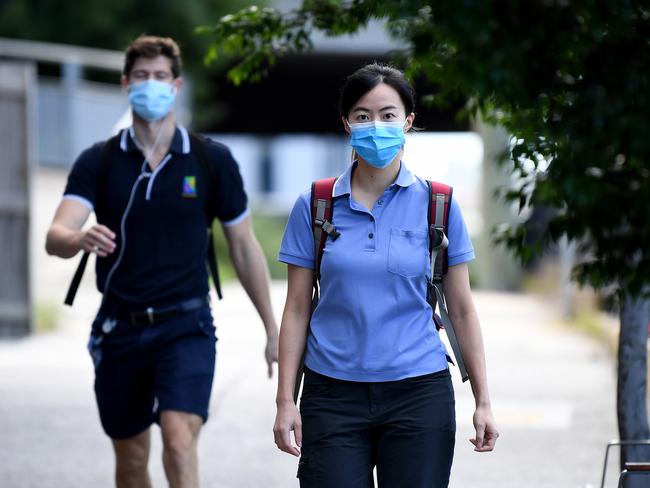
[45, 35, 279, 488]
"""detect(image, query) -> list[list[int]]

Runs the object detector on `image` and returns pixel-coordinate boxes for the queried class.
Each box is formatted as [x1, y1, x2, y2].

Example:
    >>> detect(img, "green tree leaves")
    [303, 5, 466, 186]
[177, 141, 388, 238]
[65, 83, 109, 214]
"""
[202, 0, 650, 297]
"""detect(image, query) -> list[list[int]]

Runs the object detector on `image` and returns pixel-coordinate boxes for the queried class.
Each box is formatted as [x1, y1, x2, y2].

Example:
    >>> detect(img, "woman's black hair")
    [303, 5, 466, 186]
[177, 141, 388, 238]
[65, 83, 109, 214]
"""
[338, 63, 415, 119]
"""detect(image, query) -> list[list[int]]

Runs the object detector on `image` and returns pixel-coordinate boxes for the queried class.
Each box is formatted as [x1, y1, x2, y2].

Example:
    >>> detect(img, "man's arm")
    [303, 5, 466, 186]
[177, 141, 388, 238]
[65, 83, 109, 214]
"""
[45, 199, 116, 258]
[222, 215, 279, 377]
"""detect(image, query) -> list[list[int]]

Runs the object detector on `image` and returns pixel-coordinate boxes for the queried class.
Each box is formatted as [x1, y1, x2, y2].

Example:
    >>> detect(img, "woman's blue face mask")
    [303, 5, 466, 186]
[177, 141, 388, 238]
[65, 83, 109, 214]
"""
[128, 79, 176, 121]
[348, 120, 406, 168]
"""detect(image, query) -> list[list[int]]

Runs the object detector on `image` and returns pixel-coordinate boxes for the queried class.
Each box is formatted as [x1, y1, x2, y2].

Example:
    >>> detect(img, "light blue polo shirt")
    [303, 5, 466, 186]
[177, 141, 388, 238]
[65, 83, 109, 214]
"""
[278, 161, 475, 382]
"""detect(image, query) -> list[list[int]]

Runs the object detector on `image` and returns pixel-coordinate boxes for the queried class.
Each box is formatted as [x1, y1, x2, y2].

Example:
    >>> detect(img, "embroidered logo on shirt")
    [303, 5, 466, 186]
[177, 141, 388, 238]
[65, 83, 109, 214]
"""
[182, 176, 197, 198]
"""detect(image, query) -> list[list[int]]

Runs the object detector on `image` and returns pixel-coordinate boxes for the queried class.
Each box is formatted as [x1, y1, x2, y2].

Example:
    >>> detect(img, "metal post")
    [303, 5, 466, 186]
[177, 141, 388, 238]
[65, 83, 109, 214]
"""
[0, 61, 37, 336]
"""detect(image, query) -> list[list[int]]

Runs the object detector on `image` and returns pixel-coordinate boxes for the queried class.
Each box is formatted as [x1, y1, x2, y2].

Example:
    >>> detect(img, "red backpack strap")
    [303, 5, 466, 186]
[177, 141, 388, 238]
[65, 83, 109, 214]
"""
[310, 177, 339, 307]
[427, 180, 453, 281]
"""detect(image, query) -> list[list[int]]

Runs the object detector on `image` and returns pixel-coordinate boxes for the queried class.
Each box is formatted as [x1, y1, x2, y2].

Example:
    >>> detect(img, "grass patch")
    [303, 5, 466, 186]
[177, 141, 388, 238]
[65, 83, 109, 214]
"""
[210, 212, 289, 284]
[572, 309, 608, 342]
[35, 301, 60, 333]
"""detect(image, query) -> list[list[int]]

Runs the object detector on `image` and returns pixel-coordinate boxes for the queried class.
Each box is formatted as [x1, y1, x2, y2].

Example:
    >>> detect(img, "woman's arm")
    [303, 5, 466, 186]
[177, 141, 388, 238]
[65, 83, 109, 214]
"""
[273, 264, 313, 456]
[443, 262, 499, 452]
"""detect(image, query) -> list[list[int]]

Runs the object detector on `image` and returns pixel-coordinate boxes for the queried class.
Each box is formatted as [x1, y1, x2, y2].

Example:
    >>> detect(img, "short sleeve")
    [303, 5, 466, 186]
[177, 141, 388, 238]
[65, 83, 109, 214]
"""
[205, 140, 248, 224]
[278, 190, 314, 269]
[447, 197, 475, 266]
[63, 143, 103, 211]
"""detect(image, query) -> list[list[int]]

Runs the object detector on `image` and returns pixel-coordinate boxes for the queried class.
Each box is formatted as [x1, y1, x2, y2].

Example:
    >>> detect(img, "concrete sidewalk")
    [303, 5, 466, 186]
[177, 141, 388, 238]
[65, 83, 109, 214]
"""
[0, 168, 620, 487]
[0, 283, 619, 488]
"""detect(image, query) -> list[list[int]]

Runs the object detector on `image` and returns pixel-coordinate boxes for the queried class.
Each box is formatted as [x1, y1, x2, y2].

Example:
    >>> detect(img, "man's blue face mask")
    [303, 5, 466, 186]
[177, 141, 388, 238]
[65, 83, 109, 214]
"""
[128, 80, 176, 121]
[348, 120, 407, 169]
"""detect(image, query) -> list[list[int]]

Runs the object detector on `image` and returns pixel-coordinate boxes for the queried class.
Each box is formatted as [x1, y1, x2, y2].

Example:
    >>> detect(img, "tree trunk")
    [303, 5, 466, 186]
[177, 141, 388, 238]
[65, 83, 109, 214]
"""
[618, 294, 650, 487]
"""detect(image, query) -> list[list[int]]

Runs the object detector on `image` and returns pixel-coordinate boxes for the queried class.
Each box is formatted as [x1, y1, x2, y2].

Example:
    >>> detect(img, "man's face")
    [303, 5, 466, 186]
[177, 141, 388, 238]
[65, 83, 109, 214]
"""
[121, 55, 182, 91]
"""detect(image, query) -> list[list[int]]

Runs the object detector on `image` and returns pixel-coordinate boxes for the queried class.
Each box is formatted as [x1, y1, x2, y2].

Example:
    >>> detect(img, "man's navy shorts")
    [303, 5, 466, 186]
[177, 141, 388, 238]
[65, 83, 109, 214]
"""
[87, 304, 217, 439]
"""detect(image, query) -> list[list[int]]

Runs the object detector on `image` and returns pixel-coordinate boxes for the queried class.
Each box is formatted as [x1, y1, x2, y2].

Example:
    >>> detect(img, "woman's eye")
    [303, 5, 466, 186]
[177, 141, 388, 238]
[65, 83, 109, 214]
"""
[357, 114, 368, 121]
[384, 113, 396, 120]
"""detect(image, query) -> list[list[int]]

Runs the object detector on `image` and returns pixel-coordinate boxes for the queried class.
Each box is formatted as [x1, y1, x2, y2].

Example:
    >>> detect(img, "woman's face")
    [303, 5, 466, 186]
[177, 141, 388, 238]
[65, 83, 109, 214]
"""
[343, 82, 414, 132]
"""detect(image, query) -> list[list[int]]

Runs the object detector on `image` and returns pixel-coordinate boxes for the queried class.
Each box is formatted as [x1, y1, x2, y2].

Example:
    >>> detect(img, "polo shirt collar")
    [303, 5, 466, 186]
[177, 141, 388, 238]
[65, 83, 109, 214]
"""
[332, 160, 417, 197]
[119, 125, 191, 155]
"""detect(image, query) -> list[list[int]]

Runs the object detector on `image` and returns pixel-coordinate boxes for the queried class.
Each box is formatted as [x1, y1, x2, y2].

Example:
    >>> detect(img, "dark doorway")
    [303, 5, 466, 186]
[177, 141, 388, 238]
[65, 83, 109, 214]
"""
[202, 53, 468, 134]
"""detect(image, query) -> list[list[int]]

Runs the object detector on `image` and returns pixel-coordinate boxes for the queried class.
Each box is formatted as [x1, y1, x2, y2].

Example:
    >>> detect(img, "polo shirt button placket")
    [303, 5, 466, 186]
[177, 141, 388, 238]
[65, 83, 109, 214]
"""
[365, 211, 377, 250]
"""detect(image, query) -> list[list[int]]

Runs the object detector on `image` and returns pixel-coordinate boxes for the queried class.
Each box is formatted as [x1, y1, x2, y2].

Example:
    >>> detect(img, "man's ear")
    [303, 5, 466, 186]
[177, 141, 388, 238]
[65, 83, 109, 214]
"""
[120, 75, 130, 91]
[173, 76, 184, 93]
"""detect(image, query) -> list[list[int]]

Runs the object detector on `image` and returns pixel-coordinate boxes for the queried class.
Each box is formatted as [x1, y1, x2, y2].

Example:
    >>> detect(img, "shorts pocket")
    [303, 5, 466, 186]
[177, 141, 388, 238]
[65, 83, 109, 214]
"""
[387, 228, 429, 278]
[87, 332, 103, 369]
[196, 308, 217, 340]
[301, 368, 336, 398]
[403, 368, 451, 385]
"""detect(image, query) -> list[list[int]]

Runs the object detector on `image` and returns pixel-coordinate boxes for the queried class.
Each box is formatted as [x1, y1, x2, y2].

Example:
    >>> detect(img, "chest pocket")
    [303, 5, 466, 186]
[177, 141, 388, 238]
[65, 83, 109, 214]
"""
[387, 228, 429, 278]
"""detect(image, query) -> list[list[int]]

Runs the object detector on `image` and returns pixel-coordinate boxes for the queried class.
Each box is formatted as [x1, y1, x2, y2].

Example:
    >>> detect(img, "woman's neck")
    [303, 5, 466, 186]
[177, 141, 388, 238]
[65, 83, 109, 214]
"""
[352, 152, 402, 195]
[350, 152, 402, 211]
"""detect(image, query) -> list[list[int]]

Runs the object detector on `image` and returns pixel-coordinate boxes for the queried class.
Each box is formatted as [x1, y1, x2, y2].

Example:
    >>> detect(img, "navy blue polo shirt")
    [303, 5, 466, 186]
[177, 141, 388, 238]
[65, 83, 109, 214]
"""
[63, 126, 248, 306]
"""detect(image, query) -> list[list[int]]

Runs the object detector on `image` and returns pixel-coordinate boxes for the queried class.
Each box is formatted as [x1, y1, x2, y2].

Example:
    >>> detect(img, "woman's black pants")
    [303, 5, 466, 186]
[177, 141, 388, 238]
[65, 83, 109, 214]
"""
[298, 367, 456, 488]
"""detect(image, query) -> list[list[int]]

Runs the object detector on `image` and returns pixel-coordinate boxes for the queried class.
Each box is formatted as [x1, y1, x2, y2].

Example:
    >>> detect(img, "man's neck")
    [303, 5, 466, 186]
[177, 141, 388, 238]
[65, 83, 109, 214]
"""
[132, 113, 176, 156]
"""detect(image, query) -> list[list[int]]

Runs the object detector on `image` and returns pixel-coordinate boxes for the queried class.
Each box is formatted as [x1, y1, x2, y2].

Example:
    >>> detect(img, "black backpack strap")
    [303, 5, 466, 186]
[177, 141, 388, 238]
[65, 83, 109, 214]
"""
[189, 132, 223, 300]
[64, 134, 119, 306]
[64, 251, 90, 306]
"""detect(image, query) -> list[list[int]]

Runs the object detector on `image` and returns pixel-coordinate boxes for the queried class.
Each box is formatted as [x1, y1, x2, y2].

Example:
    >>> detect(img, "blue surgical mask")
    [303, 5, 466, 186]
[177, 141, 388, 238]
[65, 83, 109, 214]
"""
[348, 120, 406, 168]
[128, 80, 176, 121]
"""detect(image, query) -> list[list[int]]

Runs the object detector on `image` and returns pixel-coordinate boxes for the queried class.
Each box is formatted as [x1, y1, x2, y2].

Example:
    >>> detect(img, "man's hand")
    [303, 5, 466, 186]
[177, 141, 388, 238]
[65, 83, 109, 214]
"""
[76, 224, 116, 257]
[265, 328, 279, 378]
[470, 404, 499, 452]
[46, 199, 116, 259]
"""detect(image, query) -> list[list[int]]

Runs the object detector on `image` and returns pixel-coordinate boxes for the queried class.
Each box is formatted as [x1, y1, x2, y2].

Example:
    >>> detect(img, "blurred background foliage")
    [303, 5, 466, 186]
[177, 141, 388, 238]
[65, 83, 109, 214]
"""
[202, 0, 650, 299]
[212, 215, 288, 282]
[0, 0, 263, 129]
[0, 0, 290, 284]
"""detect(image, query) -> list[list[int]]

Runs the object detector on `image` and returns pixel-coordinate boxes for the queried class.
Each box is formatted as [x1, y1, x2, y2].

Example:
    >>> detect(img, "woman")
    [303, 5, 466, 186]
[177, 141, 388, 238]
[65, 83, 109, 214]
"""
[273, 63, 498, 487]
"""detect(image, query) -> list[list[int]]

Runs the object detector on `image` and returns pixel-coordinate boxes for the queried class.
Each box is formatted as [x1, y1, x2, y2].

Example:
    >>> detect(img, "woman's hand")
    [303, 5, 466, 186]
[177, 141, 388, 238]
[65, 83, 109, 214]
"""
[273, 401, 302, 457]
[470, 404, 499, 452]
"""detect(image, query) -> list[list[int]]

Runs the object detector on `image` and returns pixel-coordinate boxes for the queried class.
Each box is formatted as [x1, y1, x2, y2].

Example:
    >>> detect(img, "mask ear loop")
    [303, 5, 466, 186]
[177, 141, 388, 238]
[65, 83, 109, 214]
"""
[345, 119, 359, 163]
[131, 112, 170, 166]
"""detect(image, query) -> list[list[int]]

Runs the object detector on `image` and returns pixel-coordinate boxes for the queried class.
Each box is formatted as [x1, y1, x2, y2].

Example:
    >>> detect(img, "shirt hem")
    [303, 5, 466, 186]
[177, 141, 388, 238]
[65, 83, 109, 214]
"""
[278, 252, 313, 269]
[221, 208, 250, 227]
[63, 194, 94, 211]
[448, 250, 475, 267]
[304, 360, 450, 382]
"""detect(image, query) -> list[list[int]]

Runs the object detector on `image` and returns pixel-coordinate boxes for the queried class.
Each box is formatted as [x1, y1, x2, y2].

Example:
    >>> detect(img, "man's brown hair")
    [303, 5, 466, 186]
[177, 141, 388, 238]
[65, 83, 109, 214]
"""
[123, 35, 182, 78]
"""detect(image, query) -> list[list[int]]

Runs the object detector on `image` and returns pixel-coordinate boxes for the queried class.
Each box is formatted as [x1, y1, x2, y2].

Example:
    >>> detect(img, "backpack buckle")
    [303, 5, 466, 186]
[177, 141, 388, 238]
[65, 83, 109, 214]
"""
[430, 225, 448, 250]
[316, 219, 340, 241]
